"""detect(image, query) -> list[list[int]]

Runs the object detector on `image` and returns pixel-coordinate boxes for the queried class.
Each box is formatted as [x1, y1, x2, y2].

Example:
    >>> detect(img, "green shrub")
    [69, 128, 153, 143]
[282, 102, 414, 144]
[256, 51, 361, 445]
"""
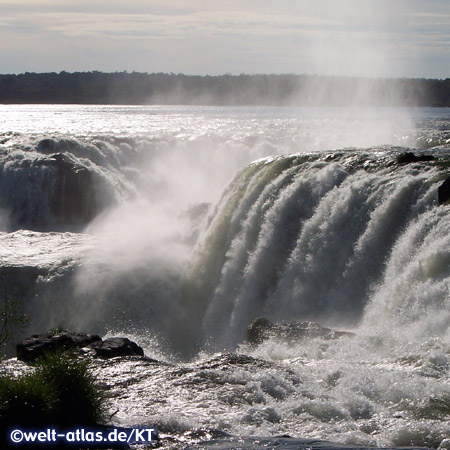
[37, 351, 106, 426]
[0, 370, 53, 426]
[0, 296, 29, 360]
[0, 351, 106, 428]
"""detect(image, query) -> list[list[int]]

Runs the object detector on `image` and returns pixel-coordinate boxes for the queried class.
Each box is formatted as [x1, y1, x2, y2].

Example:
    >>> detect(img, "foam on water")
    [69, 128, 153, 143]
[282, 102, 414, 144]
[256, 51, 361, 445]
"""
[184, 151, 448, 351]
[1, 106, 449, 448]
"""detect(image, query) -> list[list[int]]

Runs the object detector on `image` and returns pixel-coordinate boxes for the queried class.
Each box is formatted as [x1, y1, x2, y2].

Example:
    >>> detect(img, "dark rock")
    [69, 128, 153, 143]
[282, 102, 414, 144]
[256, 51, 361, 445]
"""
[16, 331, 146, 362]
[90, 337, 144, 358]
[37, 138, 81, 154]
[438, 175, 450, 205]
[45, 152, 98, 226]
[0, 149, 102, 230]
[245, 317, 354, 345]
[396, 152, 435, 164]
[245, 317, 274, 345]
[0, 266, 46, 299]
[16, 332, 102, 362]
[36, 138, 57, 153]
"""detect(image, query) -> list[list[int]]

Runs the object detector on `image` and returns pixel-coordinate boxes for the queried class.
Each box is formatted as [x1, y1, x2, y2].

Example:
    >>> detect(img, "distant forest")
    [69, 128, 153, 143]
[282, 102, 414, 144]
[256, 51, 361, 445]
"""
[0, 72, 449, 106]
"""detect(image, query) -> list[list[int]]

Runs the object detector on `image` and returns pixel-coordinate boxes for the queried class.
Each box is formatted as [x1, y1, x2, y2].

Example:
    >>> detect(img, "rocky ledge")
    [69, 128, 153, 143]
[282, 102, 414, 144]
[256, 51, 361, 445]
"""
[16, 331, 144, 362]
[245, 317, 355, 345]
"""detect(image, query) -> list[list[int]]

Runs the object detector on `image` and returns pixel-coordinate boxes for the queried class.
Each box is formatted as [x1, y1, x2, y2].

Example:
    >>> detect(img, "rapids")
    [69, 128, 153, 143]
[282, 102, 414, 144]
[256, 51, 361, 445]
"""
[0, 105, 449, 449]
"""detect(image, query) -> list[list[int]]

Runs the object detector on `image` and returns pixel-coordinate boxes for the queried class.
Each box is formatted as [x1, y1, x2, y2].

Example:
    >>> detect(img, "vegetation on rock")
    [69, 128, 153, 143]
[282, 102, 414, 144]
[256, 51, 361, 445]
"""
[0, 351, 107, 428]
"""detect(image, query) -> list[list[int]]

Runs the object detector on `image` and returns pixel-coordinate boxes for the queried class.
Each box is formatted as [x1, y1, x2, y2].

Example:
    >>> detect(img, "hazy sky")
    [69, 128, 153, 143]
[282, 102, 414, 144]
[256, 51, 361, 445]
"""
[0, 0, 449, 78]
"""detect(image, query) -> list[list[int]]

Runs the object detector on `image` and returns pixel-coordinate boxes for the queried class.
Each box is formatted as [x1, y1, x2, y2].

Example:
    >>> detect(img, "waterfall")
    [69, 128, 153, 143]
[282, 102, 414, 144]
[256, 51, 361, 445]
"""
[184, 151, 449, 349]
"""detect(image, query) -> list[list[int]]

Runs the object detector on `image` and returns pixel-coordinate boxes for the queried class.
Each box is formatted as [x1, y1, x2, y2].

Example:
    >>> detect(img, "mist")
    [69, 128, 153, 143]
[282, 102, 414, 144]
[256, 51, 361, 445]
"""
[62, 106, 420, 355]
[1, 3, 449, 447]
[3, 0, 445, 355]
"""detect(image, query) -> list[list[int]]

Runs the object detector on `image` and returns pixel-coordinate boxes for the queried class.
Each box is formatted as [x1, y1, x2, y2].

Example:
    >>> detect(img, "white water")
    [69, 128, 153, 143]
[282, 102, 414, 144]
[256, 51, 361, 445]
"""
[190, 155, 447, 349]
[0, 105, 449, 449]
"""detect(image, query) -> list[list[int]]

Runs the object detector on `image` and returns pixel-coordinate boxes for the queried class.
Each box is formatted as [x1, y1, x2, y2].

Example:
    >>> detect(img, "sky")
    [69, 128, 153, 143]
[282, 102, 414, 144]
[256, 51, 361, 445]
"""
[0, 0, 449, 78]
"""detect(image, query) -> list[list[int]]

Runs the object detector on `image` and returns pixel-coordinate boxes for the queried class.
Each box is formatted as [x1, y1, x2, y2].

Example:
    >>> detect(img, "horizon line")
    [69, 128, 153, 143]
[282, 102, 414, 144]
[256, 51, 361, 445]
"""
[1, 71, 449, 82]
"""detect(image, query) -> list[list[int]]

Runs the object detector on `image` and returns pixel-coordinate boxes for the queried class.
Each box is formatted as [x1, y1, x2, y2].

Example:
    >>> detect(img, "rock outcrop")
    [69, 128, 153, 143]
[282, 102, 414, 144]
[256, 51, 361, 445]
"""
[44, 152, 98, 226]
[438, 175, 450, 205]
[0, 150, 103, 230]
[90, 337, 145, 358]
[0, 266, 46, 300]
[396, 152, 435, 164]
[16, 332, 145, 361]
[16, 332, 102, 362]
[245, 317, 354, 345]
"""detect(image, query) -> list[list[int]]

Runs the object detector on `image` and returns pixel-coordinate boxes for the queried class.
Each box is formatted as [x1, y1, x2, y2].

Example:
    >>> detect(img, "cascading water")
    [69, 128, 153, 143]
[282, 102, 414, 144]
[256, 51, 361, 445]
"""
[183, 151, 449, 351]
[1, 105, 449, 449]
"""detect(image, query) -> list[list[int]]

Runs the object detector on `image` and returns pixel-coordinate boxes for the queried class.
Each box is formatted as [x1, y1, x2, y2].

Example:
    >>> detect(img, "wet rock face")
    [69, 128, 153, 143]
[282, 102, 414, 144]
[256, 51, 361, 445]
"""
[29, 152, 99, 228]
[245, 317, 273, 345]
[0, 266, 46, 300]
[16, 333, 144, 361]
[245, 317, 354, 345]
[395, 152, 435, 164]
[438, 175, 450, 205]
[45, 152, 98, 226]
[16, 332, 102, 362]
[0, 151, 100, 230]
[90, 337, 145, 358]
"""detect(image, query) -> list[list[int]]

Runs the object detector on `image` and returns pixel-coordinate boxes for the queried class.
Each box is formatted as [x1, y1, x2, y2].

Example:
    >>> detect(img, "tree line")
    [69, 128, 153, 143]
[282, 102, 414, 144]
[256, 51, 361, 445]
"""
[0, 71, 449, 106]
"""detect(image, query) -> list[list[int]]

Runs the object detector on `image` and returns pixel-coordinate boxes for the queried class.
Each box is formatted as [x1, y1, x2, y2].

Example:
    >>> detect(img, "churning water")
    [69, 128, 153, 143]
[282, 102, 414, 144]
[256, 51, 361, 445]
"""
[0, 105, 449, 449]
